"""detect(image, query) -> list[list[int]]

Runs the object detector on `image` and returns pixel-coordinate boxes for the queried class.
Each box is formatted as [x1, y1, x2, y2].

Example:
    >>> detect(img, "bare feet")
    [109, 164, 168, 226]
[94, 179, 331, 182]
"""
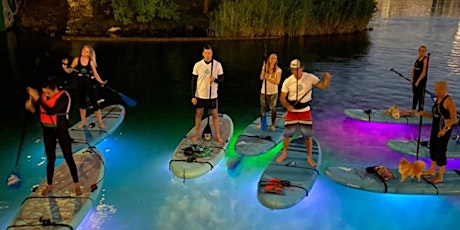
[216, 137, 224, 145]
[77, 122, 85, 129]
[75, 185, 83, 196]
[256, 124, 261, 129]
[41, 185, 53, 196]
[270, 125, 276, 131]
[276, 152, 287, 162]
[307, 158, 317, 167]
[191, 136, 198, 143]
[429, 176, 443, 184]
[422, 170, 435, 176]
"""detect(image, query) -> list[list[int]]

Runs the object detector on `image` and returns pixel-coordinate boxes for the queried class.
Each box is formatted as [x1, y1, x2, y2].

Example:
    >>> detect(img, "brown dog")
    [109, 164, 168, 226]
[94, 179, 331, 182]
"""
[398, 157, 426, 182]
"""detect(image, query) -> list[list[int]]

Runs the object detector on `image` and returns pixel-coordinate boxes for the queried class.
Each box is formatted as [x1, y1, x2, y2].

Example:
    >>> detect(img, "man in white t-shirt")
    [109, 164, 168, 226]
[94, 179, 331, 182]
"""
[191, 45, 224, 144]
[277, 59, 331, 167]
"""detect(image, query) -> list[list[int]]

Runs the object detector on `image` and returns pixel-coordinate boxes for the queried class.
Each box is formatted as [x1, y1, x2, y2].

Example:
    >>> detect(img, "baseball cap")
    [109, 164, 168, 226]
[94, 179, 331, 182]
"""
[289, 59, 303, 69]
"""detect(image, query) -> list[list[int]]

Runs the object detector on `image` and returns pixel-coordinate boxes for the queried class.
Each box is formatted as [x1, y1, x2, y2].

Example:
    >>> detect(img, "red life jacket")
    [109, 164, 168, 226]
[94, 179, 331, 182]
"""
[39, 90, 70, 127]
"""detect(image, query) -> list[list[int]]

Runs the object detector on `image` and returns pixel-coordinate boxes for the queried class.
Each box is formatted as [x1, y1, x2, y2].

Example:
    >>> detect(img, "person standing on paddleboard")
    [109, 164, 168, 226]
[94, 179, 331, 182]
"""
[258, 52, 282, 131]
[62, 45, 108, 129]
[191, 45, 224, 144]
[419, 81, 457, 184]
[25, 77, 82, 196]
[410, 45, 428, 112]
[277, 59, 331, 167]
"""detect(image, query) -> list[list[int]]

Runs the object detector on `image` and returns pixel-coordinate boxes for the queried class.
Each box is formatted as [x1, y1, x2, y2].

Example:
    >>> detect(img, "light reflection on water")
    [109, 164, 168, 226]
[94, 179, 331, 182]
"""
[1, 1, 460, 229]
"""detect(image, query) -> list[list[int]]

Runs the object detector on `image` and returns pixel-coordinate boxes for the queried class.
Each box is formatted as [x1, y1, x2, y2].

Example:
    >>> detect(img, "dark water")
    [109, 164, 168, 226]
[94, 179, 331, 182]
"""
[1, 0, 460, 229]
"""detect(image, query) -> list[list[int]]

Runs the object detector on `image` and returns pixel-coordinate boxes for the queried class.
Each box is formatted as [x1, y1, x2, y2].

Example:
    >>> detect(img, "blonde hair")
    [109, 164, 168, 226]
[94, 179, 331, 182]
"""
[82, 45, 98, 67]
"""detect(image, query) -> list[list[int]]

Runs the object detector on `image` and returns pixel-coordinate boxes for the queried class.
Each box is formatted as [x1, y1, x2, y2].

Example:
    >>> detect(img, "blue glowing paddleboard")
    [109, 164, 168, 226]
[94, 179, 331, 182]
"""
[7, 147, 105, 229]
[344, 109, 432, 124]
[234, 108, 285, 156]
[55, 104, 125, 157]
[324, 165, 460, 195]
[169, 114, 234, 179]
[387, 138, 460, 158]
[257, 137, 321, 209]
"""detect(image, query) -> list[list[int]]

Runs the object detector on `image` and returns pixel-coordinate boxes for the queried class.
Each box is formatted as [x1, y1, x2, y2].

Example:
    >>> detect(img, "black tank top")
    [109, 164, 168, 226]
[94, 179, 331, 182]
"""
[75, 57, 93, 79]
[432, 95, 451, 134]
[413, 56, 426, 82]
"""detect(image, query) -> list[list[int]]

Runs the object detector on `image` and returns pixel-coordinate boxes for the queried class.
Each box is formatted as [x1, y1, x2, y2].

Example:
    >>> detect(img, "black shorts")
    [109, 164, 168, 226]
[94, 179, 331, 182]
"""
[196, 98, 217, 109]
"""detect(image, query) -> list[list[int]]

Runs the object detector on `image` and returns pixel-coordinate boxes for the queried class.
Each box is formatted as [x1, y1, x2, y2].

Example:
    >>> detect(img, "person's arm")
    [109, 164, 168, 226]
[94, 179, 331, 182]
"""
[443, 97, 457, 129]
[90, 61, 107, 85]
[25, 87, 39, 113]
[314, 72, 331, 90]
[191, 74, 198, 98]
[214, 74, 224, 84]
[259, 63, 267, 80]
[62, 57, 78, 74]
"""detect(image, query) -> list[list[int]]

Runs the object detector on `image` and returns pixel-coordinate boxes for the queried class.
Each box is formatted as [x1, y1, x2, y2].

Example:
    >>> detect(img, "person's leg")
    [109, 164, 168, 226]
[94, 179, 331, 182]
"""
[94, 109, 105, 129]
[78, 108, 87, 128]
[211, 108, 223, 144]
[192, 108, 204, 142]
[42, 128, 57, 195]
[270, 94, 277, 131]
[58, 127, 82, 195]
[277, 124, 294, 162]
[88, 84, 105, 128]
[430, 165, 445, 184]
[422, 161, 437, 176]
[411, 85, 418, 111]
[305, 137, 316, 167]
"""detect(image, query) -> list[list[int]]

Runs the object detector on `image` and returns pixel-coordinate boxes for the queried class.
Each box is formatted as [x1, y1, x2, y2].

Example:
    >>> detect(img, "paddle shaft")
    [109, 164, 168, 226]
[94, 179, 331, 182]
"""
[390, 68, 433, 96]
[70, 68, 137, 107]
[415, 53, 430, 159]
[14, 115, 28, 167]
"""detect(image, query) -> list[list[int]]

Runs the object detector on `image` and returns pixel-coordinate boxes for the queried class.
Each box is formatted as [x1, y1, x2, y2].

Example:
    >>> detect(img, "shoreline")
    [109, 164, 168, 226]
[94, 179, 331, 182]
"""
[61, 35, 284, 42]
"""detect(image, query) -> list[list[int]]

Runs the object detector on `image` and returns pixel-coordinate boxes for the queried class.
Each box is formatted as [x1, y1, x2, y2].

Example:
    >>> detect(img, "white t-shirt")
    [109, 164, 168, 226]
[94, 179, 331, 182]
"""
[281, 72, 320, 112]
[192, 59, 224, 99]
[260, 66, 282, 95]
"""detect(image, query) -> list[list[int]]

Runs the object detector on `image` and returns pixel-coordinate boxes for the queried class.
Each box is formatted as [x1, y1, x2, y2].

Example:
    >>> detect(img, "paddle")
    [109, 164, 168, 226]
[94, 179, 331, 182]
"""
[104, 85, 137, 107]
[261, 42, 268, 131]
[202, 59, 213, 141]
[70, 69, 137, 107]
[261, 63, 268, 131]
[6, 114, 28, 188]
[414, 53, 430, 159]
[390, 68, 435, 98]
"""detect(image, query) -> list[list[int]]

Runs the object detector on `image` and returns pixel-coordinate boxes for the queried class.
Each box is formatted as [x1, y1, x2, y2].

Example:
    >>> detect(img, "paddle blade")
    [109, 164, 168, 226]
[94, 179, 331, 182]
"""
[119, 92, 137, 107]
[105, 85, 137, 107]
[6, 169, 21, 188]
[202, 123, 212, 141]
[261, 114, 268, 131]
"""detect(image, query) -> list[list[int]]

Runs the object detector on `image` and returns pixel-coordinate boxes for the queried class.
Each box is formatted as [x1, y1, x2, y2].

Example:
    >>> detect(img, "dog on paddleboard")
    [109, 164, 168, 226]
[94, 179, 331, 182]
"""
[398, 157, 426, 183]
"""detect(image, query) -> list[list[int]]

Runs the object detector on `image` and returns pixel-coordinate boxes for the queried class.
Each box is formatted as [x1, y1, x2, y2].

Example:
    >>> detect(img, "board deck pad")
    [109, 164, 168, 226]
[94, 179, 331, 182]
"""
[7, 147, 105, 229]
[324, 165, 460, 195]
[234, 108, 285, 156]
[387, 138, 460, 158]
[257, 137, 321, 209]
[344, 109, 432, 124]
[55, 104, 125, 157]
[169, 114, 234, 179]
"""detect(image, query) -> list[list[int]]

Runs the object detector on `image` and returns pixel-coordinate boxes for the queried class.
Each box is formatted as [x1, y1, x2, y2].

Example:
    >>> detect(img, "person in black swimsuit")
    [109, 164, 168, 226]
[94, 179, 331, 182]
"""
[62, 45, 108, 129]
[410, 45, 428, 112]
[418, 81, 457, 184]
